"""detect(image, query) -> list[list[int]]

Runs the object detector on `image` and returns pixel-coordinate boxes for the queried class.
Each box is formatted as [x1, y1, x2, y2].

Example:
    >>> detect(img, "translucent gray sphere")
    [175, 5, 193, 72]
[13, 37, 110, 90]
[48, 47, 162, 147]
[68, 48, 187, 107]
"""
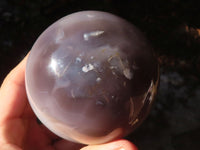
[25, 11, 159, 145]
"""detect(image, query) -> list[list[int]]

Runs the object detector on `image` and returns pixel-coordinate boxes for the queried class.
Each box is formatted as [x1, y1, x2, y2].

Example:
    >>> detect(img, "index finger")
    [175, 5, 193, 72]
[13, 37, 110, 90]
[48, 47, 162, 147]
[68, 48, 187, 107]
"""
[0, 55, 28, 124]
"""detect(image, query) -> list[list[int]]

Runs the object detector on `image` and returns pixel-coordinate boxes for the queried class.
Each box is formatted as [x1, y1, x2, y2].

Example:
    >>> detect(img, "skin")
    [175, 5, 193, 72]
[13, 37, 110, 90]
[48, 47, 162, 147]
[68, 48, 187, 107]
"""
[0, 54, 138, 150]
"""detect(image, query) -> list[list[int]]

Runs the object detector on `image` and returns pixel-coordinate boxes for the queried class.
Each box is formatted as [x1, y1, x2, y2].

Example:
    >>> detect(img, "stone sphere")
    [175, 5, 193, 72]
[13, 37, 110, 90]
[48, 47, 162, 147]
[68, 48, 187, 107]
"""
[25, 11, 159, 145]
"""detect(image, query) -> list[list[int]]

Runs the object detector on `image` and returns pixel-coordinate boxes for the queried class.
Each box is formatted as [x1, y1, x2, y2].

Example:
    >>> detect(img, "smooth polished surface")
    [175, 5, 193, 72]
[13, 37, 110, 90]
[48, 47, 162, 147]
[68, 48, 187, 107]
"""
[25, 11, 159, 145]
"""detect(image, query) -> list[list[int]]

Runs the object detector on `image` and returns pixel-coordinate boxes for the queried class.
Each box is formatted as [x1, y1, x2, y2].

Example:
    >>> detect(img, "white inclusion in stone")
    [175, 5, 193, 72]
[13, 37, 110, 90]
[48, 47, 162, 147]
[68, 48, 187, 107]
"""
[96, 77, 101, 82]
[112, 71, 116, 75]
[83, 31, 104, 41]
[90, 56, 94, 59]
[96, 100, 105, 106]
[110, 66, 118, 70]
[55, 29, 64, 43]
[75, 57, 82, 63]
[123, 68, 133, 80]
[82, 64, 94, 72]
[87, 14, 95, 18]
[71, 89, 75, 99]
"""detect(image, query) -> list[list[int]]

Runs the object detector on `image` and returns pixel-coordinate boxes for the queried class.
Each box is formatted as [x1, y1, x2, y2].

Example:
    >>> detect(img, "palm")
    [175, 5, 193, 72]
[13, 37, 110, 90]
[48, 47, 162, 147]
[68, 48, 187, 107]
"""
[2, 102, 83, 150]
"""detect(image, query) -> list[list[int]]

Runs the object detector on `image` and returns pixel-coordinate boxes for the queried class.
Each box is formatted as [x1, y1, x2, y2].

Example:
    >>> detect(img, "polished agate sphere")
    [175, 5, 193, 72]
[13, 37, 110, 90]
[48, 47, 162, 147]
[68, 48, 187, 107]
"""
[25, 11, 159, 145]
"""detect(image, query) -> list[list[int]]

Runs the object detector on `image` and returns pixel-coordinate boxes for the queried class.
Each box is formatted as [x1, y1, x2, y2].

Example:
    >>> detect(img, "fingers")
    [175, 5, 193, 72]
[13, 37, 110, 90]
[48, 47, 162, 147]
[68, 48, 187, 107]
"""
[80, 139, 138, 150]
[0, 55, 28, 124]
[53, 139, 84, 150]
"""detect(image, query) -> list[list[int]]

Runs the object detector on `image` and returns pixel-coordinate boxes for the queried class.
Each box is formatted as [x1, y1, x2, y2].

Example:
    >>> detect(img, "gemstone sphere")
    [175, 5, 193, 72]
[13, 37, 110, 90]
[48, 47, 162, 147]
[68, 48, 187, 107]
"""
[25, 11, 159, 145]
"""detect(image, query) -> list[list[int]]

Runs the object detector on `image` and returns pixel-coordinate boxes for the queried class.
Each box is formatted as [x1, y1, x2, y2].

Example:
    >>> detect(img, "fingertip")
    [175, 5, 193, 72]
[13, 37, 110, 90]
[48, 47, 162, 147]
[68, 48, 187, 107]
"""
[115, 139, 138, 150]
[80, 139, 138, 150]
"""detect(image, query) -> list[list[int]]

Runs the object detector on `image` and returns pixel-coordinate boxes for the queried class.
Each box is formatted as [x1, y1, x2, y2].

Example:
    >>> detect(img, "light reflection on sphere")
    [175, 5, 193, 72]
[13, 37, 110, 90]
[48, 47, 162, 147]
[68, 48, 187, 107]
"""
[25, 11, 159, 145]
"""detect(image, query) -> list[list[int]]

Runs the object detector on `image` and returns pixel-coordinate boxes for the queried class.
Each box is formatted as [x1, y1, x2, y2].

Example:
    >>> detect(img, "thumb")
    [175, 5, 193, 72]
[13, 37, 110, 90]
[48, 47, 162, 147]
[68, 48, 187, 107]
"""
[80, 139, 138, 150]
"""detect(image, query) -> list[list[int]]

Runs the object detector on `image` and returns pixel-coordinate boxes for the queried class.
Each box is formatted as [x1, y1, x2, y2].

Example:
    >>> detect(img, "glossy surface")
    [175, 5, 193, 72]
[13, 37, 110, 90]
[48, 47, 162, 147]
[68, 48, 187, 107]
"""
[25, 11, 159, 145]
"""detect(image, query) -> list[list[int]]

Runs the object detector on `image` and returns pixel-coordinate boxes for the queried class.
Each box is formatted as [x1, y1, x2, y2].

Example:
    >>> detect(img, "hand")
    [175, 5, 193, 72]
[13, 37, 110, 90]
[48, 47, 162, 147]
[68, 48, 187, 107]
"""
[0, 55, 138, 150]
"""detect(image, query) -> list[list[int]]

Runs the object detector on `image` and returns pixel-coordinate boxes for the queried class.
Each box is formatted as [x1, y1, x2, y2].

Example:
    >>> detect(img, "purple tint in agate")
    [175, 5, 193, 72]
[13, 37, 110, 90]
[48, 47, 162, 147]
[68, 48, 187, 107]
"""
[25, 11, 159, 145]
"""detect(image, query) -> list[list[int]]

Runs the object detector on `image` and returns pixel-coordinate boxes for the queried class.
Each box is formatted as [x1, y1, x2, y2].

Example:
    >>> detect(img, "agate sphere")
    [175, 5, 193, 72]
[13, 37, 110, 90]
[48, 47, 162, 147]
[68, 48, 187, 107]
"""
[25, 11, 159, 145]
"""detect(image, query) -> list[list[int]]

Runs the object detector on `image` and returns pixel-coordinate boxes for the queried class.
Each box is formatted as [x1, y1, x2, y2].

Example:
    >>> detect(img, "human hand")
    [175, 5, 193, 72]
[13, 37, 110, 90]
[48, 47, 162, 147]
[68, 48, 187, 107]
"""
[0, 55, 138, 150]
